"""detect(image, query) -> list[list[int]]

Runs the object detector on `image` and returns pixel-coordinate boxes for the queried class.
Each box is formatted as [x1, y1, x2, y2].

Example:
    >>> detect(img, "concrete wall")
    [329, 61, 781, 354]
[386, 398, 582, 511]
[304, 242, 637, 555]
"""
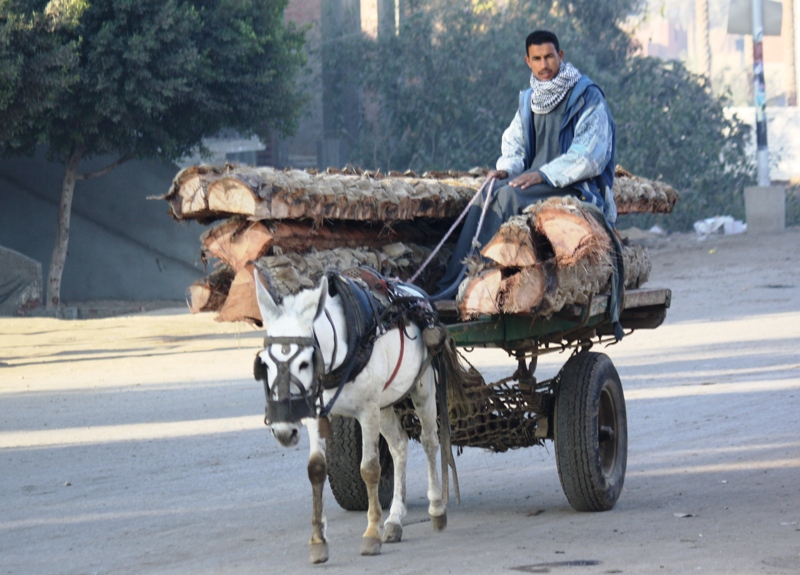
[0, 149, 206, 303]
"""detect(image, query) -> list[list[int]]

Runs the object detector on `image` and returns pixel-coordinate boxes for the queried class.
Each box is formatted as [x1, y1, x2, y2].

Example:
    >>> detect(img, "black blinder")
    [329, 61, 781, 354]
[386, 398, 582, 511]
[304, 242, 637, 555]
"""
[254, 354, 268, 382]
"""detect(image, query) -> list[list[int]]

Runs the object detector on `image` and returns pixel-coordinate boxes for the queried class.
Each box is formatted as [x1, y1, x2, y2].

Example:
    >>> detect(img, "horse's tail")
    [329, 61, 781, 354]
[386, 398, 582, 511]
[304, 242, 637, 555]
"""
[428, 325, 485, 506]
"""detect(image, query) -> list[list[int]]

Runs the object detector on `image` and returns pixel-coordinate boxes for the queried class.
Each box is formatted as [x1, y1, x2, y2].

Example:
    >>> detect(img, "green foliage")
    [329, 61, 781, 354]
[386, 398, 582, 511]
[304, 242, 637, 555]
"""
[0, 0, 307, 163]
[613, 57, 754, 231]
[330, 1, 590, 170]
[0, 1, 80, 155]
[329, 0, 752, 232]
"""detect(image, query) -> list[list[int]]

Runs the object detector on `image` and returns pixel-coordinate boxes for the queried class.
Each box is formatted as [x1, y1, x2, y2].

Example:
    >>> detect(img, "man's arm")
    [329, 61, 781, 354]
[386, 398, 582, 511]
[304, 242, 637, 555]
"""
[495, 109, 526, 180]
[538, 96, 613, 189]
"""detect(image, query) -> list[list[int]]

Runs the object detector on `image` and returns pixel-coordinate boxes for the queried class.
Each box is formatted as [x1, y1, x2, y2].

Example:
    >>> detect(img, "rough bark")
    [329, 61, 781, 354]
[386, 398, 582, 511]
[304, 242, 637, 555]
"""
[47, 147, 83, 309]
[158, 164, 679, 224]
[613, 167, 679, 215]
[160, 164, 479, 224]
[201, 217, 447, 271]
[211, 242, 450, 325]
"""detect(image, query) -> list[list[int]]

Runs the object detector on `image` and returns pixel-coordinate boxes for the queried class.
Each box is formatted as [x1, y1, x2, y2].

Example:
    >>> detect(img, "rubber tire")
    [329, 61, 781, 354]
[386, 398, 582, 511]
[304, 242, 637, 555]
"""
[554, 351, 627, 512]
[326, 416, 394, 511]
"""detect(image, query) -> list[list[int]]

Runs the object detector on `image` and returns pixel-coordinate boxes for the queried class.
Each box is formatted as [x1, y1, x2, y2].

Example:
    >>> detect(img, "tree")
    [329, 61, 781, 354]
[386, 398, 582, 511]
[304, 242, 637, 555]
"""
[330, 0, 642, 172]
[0, 0, 306, 309]
[0, 1, 80, 154]
[612, 57, 753, 230]
[329, 0, 753, 231]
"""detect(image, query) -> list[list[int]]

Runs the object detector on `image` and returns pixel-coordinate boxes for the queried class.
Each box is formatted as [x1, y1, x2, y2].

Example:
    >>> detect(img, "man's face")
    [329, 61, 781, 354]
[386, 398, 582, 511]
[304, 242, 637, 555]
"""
[525, 42, 563, 82]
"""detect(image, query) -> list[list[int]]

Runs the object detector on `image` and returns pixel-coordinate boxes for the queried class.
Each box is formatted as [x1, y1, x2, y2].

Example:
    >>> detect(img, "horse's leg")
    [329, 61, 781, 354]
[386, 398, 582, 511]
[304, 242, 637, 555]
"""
[306, 419, 329, 564]
[358, 409, 383, 556]
[379, 407, 408, 543]
[411, 368, 447, 531]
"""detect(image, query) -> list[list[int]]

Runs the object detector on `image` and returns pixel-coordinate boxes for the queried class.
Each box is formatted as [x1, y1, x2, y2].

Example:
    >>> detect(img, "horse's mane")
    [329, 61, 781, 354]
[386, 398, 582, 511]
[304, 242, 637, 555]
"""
[254, 263, 327, 305]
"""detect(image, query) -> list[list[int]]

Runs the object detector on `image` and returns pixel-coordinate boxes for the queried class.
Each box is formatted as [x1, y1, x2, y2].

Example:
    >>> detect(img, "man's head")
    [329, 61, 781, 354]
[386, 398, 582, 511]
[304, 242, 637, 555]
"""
[525, 30, 563, 82]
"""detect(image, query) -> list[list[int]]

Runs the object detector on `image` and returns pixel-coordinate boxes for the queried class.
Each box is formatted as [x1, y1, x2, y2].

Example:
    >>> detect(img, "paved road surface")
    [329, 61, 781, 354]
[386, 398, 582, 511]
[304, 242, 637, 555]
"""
[2, 229, 799, 574]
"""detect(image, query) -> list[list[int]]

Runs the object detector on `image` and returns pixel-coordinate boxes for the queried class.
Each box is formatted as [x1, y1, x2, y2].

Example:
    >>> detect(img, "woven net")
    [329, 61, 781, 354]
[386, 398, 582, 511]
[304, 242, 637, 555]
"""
[395, 373, 552, 453]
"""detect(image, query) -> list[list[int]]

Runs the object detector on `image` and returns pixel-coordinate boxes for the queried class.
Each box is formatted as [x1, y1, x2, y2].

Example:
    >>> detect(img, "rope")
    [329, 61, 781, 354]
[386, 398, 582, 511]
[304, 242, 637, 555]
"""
[408, 176, 496, 285]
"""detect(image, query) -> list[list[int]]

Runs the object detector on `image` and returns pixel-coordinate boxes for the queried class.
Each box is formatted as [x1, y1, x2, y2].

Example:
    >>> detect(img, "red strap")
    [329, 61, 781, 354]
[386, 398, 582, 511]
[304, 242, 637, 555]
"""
[383, 328, 405, 390]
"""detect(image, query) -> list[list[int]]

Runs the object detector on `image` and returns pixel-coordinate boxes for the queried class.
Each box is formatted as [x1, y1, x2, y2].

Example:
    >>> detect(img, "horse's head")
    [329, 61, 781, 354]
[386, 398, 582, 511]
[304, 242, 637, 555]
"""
[253, 271, 328, 447]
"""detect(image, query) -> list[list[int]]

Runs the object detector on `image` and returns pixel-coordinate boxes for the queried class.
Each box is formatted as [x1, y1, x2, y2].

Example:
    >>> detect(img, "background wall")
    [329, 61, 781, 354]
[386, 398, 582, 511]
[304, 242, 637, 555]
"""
[0, 149, 206, 304]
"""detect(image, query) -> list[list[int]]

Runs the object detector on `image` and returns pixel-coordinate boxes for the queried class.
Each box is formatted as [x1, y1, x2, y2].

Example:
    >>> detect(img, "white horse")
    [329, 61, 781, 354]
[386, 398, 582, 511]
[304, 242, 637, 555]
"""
[253, 270, 448, 564]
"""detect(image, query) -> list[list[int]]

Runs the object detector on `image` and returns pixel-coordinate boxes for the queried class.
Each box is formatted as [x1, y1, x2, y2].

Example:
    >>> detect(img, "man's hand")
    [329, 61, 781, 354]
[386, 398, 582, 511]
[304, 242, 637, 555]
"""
[510, 171, 544, 189]
[486, 169, 508, 181]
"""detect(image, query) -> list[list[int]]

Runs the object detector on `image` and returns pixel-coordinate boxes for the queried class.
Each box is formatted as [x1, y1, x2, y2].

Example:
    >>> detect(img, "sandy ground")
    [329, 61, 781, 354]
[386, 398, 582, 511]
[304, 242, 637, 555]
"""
[1, 227, 799, 575]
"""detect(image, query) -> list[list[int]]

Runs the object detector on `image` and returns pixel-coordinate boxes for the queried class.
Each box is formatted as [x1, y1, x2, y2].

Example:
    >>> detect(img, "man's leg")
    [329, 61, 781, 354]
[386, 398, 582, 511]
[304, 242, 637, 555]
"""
[434, 178, 579, 298]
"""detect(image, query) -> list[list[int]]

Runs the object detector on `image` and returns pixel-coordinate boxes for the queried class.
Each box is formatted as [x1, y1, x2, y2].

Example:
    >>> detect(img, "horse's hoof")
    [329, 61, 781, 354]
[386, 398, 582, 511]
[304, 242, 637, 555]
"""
[431, 512, 447, 531]
[360, 536, 382, 556]
[383, 522, 403, 543]
[309, 542, 329, 564]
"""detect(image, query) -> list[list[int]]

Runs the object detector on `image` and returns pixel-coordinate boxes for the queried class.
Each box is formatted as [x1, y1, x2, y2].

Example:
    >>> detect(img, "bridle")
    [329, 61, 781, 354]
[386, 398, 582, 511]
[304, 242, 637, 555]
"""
[254, 273, 425, 426]
[255, 309, 349, 425]
[256, 335, 323, 424]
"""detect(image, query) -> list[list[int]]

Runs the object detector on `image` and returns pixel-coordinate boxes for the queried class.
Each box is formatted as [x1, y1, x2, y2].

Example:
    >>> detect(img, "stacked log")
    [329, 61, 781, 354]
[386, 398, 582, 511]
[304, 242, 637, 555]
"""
[160, 163, 675, 325]
[160, 164, 480, 224]
[456, 196, 652, 320]
[158, 163, 678, 224]
[210, 244, 449, 326]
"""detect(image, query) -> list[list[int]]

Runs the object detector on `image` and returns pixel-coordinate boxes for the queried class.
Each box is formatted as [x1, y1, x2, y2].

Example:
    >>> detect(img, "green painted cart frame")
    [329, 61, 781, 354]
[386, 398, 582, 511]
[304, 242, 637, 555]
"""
[326, 288, 671, 514]
[438, 287, 671, 353]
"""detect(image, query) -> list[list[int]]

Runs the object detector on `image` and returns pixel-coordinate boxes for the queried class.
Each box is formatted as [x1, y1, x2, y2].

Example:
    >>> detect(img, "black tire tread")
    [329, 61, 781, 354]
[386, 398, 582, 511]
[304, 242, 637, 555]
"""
[326, 416, 393, 511]
[554, 351, 627, 512]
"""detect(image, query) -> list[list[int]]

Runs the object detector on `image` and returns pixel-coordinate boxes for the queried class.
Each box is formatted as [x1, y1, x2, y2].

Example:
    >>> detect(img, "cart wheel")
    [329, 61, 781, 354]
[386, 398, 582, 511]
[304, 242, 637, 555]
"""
[554, 351, 627, 512]
[326, 416, 394, 511]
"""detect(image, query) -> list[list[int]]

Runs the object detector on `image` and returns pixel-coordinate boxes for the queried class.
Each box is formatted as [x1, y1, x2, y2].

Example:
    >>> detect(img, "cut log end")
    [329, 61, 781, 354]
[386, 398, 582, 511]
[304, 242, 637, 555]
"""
[481, 216, 537, 267]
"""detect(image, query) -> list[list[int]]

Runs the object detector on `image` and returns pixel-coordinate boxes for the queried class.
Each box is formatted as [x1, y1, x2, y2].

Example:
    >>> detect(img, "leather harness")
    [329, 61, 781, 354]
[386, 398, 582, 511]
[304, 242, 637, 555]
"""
[256, 267, 437, 423]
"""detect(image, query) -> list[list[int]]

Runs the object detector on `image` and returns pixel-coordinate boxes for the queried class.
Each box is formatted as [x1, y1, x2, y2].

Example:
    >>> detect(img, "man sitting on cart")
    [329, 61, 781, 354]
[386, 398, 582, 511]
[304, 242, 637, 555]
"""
[434, 29, 618, 299]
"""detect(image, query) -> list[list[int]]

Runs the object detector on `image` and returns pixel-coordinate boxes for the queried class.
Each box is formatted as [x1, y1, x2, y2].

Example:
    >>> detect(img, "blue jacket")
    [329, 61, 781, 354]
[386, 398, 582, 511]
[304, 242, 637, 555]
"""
[500, 75, 617, 225]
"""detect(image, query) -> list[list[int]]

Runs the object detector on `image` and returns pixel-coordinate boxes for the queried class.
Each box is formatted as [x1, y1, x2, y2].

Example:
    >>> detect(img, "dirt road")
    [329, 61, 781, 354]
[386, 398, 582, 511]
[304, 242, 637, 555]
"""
[2, 227, 799, 575]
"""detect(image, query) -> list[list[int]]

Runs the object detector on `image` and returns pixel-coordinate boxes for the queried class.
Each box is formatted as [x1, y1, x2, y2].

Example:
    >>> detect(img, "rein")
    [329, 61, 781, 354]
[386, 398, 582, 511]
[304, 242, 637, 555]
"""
[259, 271, 439, 423]
[408, 176, 496, 285]
[383, 328, 405, 390]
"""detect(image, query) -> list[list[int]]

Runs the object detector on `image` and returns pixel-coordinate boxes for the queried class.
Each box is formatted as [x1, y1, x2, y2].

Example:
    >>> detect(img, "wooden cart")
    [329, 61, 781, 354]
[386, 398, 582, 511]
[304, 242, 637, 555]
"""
[325, 287, 671, 513]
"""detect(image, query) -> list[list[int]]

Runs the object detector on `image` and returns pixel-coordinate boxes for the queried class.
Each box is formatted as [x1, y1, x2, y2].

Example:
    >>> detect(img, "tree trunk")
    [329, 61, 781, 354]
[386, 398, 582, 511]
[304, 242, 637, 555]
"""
[695, 0, 711, 81]
[784, 0, 797, 106]
[46, 147, 83, 310]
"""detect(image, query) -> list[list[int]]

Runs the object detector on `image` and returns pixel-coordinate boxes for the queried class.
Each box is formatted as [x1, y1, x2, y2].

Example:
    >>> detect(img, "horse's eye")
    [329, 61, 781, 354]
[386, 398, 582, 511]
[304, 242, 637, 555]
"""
[299, 361, 310, 371]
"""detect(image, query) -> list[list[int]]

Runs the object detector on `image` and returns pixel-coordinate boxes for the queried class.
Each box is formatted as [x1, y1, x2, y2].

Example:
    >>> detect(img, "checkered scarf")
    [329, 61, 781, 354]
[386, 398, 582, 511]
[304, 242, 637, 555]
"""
[530, 62, 581, 114]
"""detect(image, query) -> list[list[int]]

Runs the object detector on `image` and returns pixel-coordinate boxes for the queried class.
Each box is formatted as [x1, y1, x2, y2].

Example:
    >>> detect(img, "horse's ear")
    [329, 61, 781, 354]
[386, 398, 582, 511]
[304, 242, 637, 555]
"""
[314, 276, 328, 321]
[254, 269, 281, 325]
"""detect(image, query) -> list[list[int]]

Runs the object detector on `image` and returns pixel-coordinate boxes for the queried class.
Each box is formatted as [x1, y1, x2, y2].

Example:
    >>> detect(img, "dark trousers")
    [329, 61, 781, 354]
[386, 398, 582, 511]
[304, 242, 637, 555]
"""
[434, 177, 579, 299]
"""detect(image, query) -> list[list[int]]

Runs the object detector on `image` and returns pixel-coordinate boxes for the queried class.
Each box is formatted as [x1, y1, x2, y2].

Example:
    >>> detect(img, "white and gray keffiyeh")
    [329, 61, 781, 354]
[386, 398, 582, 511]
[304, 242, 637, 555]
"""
[530, 61, 581, 114]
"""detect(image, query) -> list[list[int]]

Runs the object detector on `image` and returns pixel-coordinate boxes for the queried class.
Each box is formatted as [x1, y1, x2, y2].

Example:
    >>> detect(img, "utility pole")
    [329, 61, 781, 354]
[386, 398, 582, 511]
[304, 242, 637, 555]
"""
[696, 0, 712, 80]
[784, 0, 796, 105]
[729, 0, 786, 232]
[751, 0, 771, 185]
[729, 0, 783, 183]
